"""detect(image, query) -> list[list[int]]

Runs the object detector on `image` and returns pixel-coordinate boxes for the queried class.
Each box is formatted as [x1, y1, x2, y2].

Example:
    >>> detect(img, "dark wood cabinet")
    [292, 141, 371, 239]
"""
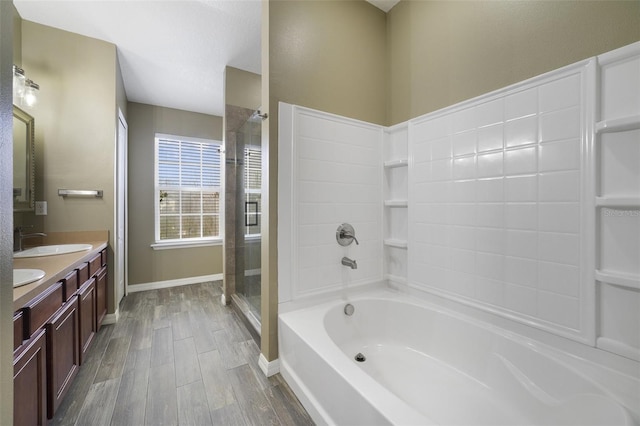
[46, 297, 80, 419]
[78, 278, 97, 364]
[14, 311, 25, 351]
[96, 266, 107, 330]
[14, 246, 108, 422]
[14, 328, 47, 426]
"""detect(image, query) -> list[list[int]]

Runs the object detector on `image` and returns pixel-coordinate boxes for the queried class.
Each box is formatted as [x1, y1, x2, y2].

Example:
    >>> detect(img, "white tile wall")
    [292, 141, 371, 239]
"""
[278, 104, 383, 301]
[409, 65, 588, 338]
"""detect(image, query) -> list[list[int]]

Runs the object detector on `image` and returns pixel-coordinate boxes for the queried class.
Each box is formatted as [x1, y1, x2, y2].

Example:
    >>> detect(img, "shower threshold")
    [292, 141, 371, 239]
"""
[231, 293, 261, 346]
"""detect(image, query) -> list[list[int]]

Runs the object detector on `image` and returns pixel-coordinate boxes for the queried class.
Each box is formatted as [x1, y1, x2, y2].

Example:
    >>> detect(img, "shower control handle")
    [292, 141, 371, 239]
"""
[336, 223, 359, 246]
[340, 230, 359, 245]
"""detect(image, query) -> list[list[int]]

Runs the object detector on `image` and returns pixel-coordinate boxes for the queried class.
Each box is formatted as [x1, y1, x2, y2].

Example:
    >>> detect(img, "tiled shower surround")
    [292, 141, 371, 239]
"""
[278, 42, 640, 362]
[409, 67, 586, 341]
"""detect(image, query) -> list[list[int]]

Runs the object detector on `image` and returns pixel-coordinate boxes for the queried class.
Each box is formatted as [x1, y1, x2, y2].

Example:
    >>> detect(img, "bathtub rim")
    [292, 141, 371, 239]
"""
[280, 280, 640, 380]
[278, 282, 640, 424]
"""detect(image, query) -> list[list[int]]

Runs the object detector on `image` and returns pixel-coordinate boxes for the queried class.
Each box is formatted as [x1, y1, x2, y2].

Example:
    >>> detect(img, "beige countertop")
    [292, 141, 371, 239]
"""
[13, 230, 108, 311]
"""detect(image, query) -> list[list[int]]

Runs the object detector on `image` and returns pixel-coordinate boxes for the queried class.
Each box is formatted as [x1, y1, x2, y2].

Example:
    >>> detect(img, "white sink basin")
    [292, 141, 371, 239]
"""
[13, 269, 45, 287]
[14, 244, 93, 258]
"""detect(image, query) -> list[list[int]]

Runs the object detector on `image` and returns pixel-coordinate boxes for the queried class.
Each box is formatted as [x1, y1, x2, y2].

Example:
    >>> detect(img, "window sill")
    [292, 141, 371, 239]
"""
[151, 239, 223, 250]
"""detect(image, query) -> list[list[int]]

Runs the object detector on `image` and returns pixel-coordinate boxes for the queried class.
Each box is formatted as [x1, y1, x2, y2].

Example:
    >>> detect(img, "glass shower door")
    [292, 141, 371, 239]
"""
[240, 115, 262, 320]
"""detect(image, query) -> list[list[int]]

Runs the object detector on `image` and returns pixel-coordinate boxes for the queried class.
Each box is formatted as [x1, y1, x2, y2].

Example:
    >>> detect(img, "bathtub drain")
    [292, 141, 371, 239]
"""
[355, 353, 366, 362]
[344, 303, 355, 316]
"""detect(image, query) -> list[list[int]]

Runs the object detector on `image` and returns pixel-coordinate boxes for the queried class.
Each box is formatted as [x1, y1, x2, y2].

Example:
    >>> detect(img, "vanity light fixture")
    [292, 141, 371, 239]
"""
[13, 65, 39, 108]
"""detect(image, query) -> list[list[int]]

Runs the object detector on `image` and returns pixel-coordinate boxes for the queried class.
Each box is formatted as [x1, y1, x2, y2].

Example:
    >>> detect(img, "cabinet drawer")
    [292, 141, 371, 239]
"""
[77, 263, 89, 288]
[62, 270, 78, 302]
[14, 311, 24, 352]
[23, 282, 64, 337]
[101, 249, 107, 267]
[88, 253, 102, 277]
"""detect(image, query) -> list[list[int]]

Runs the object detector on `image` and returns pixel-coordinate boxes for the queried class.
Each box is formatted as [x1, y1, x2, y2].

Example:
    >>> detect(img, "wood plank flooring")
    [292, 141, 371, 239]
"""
[51, 281, 314, 426]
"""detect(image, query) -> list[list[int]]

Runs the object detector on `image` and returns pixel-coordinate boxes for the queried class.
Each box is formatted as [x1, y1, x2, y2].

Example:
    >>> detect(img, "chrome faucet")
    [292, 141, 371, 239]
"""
[14, 226, 47, 252]
[341, 256, 358, 270]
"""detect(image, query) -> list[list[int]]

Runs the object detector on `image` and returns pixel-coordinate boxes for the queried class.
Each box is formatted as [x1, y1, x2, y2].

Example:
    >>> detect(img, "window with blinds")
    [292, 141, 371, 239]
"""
[155, 135, 222, 243]
[244, 145, 261, 236]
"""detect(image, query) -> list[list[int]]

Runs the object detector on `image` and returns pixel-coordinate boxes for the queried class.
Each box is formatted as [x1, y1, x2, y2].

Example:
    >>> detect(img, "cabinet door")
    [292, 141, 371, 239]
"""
[14, 328, 47, 426]
[46, 298, 80, 419]
[96, 267, 107, 330]
[78, 278, 97, 364]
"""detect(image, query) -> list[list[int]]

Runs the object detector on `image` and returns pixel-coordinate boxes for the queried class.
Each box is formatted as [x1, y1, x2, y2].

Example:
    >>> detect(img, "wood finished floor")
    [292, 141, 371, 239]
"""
[51, 281, 314, 426]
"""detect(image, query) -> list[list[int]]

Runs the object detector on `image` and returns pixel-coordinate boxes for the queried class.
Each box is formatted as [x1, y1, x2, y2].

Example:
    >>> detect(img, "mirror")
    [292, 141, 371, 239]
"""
[13, 105, 35, 212]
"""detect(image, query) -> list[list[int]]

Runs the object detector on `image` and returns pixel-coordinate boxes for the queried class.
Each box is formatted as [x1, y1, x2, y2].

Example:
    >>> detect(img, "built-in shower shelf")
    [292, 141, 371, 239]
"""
[596, 197, 640, 208]
[384, 200, 408, 207]
[595, 114, 640, 134]
[595, 269, 640, 290]
[384, 159, 409, 168]
[384, 239, 408, 249]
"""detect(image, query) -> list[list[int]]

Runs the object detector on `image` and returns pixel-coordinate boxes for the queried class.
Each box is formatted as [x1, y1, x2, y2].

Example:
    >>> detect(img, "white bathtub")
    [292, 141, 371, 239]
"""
[279, 288, 640, 425]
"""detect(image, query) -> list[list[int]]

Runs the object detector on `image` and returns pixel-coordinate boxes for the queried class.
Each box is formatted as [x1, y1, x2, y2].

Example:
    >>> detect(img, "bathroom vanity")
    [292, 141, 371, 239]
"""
[12, 231, 108, 424]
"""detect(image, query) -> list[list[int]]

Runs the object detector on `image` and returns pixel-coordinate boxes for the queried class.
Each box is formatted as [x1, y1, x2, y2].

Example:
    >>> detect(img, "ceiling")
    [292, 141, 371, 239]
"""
[366, 0, 400, 13]
[14, 0, 398, 118]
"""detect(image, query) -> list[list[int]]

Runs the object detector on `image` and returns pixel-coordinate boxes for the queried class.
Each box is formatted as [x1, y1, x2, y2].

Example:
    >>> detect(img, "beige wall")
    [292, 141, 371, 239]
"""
[270, 0, 387, 126]
[12, 4, 20, 65]
[225, 66, 261, 110]
[21, 21, 120, 312]
[388, 0, 640, 124]
[127, 102, 224, 286]
[22, 21, 116, 233]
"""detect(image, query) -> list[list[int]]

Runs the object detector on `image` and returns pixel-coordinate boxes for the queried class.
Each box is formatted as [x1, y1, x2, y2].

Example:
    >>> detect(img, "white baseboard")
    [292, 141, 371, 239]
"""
[258, 353, 280, 377]
[127, 273, 223, 293]
[102, 309, 119, 325]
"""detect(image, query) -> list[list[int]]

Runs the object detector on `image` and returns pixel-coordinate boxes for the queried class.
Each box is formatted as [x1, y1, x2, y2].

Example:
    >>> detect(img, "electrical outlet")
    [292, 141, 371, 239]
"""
[35, 201, 47, 215]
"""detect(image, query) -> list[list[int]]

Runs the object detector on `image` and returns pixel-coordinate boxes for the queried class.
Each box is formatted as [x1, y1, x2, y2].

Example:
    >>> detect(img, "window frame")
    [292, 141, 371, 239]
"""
[152, 133, 223, 249]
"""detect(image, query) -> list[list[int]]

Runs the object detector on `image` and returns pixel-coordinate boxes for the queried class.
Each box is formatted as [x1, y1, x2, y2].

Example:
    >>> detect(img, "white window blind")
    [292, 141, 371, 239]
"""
[155, 135, 221, 243]
[244, 145, 261, 236]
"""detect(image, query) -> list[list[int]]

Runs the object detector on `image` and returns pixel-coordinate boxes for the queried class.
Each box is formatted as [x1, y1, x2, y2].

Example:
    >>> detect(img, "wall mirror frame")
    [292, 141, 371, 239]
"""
[13, 105, 35, 212]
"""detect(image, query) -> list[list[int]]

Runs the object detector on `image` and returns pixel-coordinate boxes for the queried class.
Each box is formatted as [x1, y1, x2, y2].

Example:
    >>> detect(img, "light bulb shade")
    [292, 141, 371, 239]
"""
[13, 66, 26, 99]
[23, 80, 39, 107]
